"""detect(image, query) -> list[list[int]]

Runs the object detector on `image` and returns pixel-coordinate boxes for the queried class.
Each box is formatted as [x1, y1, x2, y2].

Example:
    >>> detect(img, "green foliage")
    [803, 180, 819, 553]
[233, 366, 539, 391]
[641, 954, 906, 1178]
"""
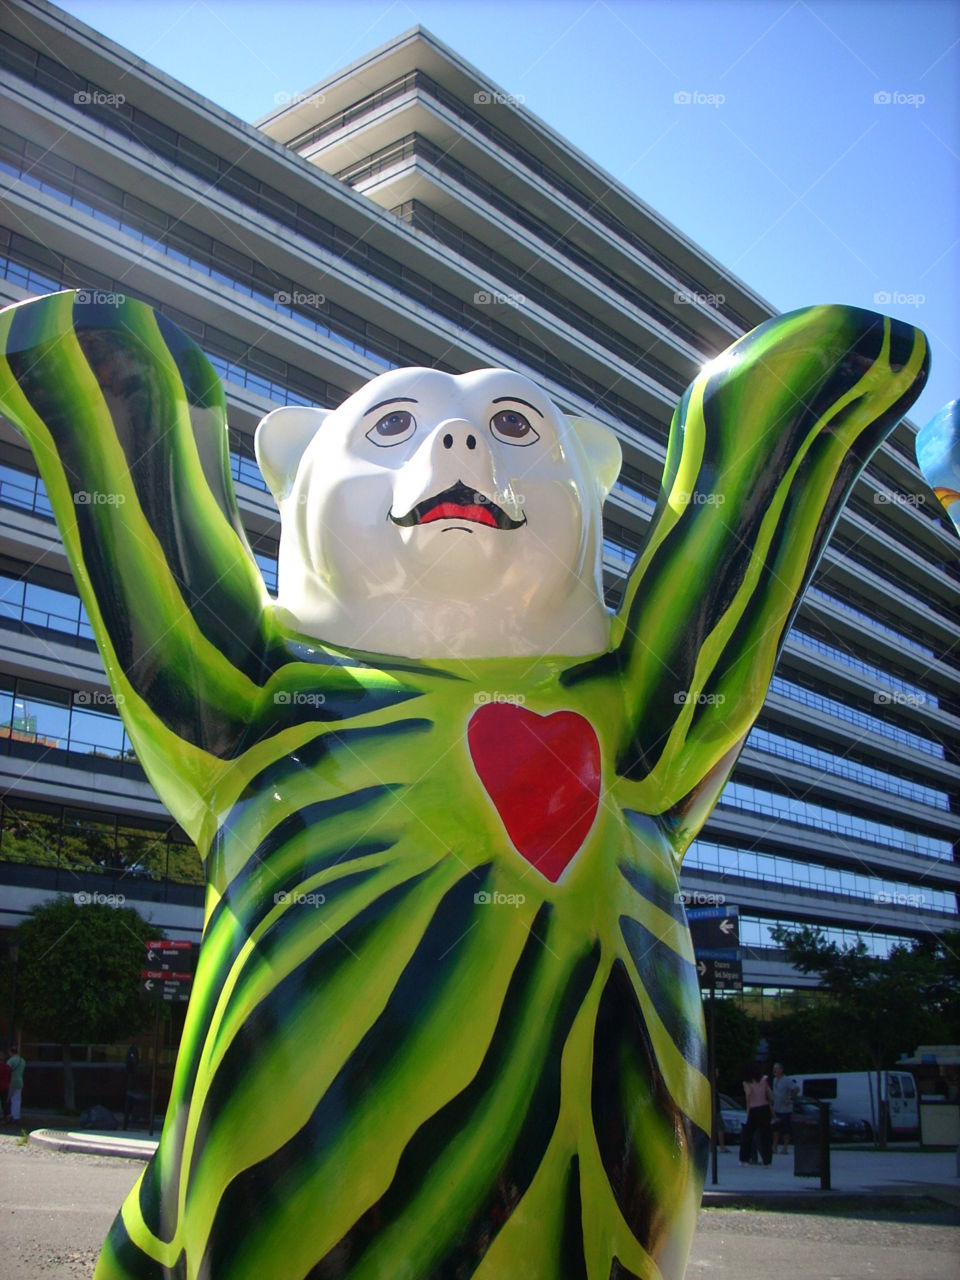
[769, 924, 960, 1069]
[763, 998, 868, 1074]
[14, 895, 160, 1046]
[706, 996, 761, 1094]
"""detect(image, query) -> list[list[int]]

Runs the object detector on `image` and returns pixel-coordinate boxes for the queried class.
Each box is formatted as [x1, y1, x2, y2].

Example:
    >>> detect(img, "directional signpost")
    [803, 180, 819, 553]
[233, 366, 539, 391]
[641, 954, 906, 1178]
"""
[687, 904, 742, 1185]
[139, 939, 196, 1002]
[139, 940, 197, 1134]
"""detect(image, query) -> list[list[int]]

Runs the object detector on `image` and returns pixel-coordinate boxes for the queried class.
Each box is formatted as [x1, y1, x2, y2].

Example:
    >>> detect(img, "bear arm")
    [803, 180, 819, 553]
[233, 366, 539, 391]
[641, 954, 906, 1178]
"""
[609, 304, 929, 815]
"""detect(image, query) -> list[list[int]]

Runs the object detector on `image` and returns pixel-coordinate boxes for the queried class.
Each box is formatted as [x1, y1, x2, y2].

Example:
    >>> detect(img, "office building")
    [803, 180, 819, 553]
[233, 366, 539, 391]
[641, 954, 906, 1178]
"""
[0, 0, 956, 991]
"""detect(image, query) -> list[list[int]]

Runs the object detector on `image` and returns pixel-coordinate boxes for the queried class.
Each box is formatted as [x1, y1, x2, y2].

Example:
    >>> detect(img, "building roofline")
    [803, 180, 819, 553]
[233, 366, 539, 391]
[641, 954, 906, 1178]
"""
[256, 24, 776, 320]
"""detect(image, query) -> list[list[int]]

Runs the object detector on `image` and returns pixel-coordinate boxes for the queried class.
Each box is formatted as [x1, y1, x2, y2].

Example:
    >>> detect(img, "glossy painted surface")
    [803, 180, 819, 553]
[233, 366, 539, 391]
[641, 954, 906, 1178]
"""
[916, 398, 960, 533]
[256, 367, 621, 658]
[0, 292, 928, 1279]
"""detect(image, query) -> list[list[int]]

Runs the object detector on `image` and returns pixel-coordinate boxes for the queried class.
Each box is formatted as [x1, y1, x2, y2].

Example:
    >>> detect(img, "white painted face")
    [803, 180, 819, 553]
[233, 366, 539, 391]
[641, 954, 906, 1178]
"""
[255, 367, 621, 659]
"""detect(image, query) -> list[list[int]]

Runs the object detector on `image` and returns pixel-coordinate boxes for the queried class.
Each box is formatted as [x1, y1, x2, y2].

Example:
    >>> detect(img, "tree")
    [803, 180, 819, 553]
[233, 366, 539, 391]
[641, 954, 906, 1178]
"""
[704, 995, 761, 1096]
[763, 997, 865, 1075]
[13, 895, 161, 1110]
[770, 924, 960, 1146]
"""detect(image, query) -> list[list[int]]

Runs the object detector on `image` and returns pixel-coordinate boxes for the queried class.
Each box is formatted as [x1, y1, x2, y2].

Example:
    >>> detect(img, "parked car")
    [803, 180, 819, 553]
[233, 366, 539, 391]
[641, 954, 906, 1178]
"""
[717, 1092, 747, 1139]
[792, 1097, 872, 1142]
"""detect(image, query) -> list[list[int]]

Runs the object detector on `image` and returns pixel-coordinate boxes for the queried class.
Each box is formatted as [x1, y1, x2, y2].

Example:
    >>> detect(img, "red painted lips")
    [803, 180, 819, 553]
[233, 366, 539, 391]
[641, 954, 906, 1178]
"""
[468, 703, 601, 883]
[389, 481, 525, 531]
[419, 501, 498, 527]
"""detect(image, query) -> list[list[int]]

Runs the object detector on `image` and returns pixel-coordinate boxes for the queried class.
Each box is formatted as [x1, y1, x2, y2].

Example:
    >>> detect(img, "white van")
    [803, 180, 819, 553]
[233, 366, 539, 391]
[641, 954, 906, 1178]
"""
[794, 1070, 919, 1139]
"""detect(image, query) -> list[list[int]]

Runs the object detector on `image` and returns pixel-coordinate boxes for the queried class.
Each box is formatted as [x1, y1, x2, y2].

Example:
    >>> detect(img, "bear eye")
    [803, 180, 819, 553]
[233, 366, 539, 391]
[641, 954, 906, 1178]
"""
[366, 409, 416, 447]
[490, 409, 539, 446]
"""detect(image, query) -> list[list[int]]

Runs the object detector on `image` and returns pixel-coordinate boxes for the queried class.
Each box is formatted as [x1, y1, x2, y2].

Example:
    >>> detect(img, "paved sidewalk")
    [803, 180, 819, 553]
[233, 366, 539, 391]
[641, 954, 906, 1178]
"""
[28, 1127, 960, 1205]
[702, 1144, 959, 1202]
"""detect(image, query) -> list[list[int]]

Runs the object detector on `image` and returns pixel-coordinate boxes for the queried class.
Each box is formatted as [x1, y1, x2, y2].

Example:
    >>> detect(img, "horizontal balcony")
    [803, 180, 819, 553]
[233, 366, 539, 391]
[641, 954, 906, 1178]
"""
[680, 867, 957, 937]
[0, 878, 203, 939]
[281, 70, 760, 338]
[817, 545, 959, 652]
[701, 808, 960, 892]
[734, 750, 957, 840]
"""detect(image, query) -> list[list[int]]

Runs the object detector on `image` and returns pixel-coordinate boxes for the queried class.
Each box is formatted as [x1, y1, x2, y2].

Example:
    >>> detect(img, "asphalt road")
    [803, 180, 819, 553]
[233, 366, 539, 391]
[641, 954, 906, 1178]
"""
[0, 1133, 142, 1278]
[1, 1133, 958, 1278]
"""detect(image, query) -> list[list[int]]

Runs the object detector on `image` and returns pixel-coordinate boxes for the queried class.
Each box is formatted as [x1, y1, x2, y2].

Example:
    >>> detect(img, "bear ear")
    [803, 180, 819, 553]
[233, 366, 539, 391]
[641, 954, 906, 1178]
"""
[566, 416, 622, 502]
[255, 405, 330, 503]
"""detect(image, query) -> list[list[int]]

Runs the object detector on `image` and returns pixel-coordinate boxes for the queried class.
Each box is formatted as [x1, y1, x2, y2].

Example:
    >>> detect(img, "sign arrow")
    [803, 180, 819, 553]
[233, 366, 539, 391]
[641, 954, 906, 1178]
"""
[697, 960, 707, 976]
[719, 918, 735, 935]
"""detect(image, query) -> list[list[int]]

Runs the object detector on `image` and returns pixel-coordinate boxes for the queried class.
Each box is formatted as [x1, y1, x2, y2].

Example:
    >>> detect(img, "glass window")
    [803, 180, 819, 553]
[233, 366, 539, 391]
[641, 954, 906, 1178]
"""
[0, 800, 60, 866]
[69, 704, 126, 758]
[166, 830, 203, 885]
[117, 821, 168, 881]
[8, 681, 70, 746]
[60, 809, 116, 873]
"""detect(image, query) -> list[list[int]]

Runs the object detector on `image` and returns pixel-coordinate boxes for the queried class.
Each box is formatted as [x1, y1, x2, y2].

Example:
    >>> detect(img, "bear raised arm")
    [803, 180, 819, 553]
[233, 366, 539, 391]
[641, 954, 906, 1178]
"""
[0, 292, 927, 1279]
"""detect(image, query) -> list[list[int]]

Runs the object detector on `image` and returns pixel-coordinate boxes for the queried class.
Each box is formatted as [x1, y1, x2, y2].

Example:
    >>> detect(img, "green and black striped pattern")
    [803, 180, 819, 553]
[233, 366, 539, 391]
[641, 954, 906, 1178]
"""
[0, 293, 927, 1279]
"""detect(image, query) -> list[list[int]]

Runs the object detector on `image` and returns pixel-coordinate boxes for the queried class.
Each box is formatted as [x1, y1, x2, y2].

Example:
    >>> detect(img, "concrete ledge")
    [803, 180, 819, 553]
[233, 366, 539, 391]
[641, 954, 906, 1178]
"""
[29, 1127, 157, 1161]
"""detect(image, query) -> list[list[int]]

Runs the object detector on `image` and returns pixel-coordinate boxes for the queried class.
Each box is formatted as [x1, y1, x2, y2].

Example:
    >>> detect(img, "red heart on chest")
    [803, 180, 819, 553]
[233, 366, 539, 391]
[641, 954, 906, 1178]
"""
[467, 703, 601, 883]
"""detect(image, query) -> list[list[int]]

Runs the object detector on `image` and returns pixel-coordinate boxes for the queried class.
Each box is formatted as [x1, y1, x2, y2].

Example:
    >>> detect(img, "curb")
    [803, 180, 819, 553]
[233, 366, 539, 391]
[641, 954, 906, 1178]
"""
[701, 1187, 960, 1211]
[29, 1128, 157, 1161]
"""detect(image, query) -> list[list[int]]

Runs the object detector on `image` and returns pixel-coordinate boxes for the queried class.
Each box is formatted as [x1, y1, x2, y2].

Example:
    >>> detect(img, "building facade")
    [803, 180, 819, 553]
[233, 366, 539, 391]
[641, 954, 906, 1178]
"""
[0, 0, 957, 989]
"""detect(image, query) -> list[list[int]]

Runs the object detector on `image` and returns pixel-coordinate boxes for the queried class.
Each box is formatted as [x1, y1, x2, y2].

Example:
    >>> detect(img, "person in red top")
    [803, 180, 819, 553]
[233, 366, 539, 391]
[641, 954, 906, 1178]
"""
[0, 1050, 10, 1121]
[739, 1062, 773, 1166]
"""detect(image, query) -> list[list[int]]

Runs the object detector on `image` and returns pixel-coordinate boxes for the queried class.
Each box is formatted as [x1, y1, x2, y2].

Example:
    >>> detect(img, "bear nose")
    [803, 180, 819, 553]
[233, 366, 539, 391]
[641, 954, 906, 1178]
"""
[442, 429, 477, 450]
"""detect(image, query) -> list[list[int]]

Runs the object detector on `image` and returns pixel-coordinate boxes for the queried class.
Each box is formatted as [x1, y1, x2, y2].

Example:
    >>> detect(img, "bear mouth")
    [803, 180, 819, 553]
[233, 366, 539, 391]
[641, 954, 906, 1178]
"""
[389, 481, 526, 530]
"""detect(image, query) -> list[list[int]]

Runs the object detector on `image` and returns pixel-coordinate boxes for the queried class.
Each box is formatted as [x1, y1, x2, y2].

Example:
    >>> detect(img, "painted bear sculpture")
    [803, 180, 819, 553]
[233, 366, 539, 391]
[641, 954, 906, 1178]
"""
[0, 292, 928, 1279]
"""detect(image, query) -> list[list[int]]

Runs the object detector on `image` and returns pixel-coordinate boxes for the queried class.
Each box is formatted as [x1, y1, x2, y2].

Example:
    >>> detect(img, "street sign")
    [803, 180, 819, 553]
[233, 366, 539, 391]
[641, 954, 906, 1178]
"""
[140, 970, 193, 1002]
[687, 905, 739, 951]
[144, 940, 197, 972]
[140, 941, 197, 1002]
[689, 906, 743, 990]
[696, 956, 743, 991]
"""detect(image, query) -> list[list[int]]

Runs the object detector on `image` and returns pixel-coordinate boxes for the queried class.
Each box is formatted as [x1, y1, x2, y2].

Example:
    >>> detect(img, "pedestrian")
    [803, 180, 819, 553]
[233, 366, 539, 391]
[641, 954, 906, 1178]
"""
[739, 1061, 773, 1167]
[6, 1046, 25, 1123]
[771, 1061, 799, 1154]
[0, 1049, 9, 1120]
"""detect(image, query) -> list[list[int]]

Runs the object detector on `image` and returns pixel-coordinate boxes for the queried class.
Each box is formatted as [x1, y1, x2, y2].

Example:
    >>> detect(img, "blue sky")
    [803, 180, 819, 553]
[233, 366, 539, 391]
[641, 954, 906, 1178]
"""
[59, 0, 959, 432]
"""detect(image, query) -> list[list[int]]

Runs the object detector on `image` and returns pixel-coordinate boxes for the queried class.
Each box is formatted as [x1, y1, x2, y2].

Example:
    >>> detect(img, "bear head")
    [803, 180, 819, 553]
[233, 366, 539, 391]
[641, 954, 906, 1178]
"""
[255, 366, 622, 659]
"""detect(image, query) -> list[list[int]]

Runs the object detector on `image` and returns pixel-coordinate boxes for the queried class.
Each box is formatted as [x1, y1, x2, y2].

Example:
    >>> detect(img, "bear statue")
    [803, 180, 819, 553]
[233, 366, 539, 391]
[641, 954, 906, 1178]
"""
[0, 291, 928, 1280]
